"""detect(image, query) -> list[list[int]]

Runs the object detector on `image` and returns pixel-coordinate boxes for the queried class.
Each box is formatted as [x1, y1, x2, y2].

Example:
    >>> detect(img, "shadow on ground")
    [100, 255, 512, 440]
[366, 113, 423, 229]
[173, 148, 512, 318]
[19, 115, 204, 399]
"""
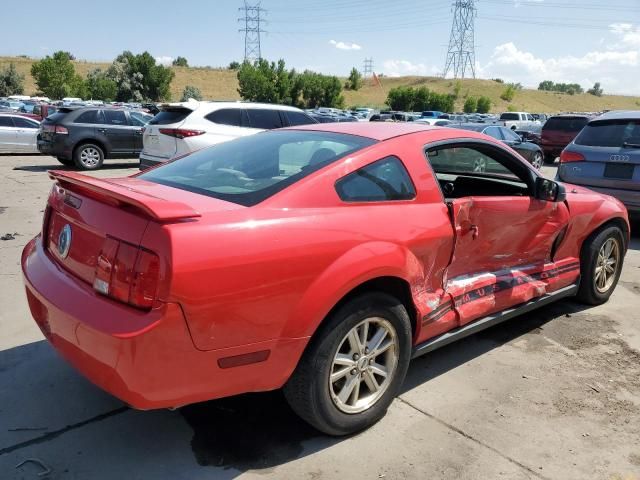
[13, 161, 138, 173]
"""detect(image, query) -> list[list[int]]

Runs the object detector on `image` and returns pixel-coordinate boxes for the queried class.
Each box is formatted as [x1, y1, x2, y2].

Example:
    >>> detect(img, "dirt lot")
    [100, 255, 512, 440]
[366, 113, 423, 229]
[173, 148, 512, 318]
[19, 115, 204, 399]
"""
[1, 154, 639, 480]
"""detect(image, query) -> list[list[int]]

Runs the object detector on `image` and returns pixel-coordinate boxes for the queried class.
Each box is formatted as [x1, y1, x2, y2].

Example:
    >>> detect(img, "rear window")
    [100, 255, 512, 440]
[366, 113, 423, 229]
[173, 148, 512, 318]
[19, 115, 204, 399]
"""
[285, 111, 317, 126]
[205, 108, 247, 127]
[543, 117, 588, 132]
[500, 113, 520, 121]
[149, 109, 191, 125]
[0, 116, 13, 127]
[574, 119, 640, 147]
[139, 130, 376, 206]
[46, 112, 70, 123]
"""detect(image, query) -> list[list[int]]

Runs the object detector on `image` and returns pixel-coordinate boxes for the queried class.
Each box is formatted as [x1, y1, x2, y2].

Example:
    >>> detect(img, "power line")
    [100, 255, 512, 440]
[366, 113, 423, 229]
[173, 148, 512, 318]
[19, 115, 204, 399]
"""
[238, 1, 267, 63]
[443, 0, 477, 79]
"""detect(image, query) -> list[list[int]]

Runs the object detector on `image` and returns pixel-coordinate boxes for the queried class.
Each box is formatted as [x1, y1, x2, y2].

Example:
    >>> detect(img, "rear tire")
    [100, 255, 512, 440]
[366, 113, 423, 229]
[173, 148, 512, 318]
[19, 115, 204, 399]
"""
[531, 151, 543, 170]
[74, 143, 104, 170]
[284, 292, 412, 436]
[576, 225, 625, 305]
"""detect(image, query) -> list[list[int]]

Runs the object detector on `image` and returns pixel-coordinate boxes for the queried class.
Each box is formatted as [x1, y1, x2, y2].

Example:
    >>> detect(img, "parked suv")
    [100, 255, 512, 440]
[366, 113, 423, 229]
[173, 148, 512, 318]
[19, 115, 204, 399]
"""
[38, 107, 152, 170]
[557, 110, 640, 214]
[540, 114, 591, 163]
[139, 101, 317, 170]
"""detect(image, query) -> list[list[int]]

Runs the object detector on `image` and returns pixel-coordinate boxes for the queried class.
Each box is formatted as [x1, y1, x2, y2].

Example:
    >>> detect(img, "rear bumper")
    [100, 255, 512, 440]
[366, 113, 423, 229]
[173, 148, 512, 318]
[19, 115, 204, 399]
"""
[38, 136, 71, 159]
[22, 236, 308, 409]
[139, 153, 170, 171]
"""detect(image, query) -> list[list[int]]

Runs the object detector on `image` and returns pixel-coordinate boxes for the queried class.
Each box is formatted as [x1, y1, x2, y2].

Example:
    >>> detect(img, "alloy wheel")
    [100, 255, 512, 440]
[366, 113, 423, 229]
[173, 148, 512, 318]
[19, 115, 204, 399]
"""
[329, 317, 399, 414]
[80, 147, 100, 167]
[594, 237, 620, 293]
[531, 152, 543, 170]
[473, 157, 487, 173]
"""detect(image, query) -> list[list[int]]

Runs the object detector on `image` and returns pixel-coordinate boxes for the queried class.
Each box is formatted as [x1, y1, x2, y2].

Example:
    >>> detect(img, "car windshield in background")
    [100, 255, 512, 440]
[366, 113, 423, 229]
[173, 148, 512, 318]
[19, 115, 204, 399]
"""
[543, 117, 588, 132]
[139, 130, 376, 206]
[499, 113, 520, 120]
[148, 109, 191, 125]
[574, 119, 640, 147]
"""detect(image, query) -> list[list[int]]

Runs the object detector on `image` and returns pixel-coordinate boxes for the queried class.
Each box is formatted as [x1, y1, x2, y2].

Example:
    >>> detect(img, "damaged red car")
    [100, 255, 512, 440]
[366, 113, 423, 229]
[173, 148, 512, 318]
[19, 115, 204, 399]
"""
[22, 123, 629, 435]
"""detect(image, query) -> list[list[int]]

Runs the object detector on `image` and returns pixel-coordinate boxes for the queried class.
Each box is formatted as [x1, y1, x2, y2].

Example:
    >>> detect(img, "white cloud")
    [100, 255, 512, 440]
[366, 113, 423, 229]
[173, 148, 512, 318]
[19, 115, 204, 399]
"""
[155, 56, 174, 66]
[382, 59, 439, 77]
[478, 28, 640, 95]
[329, 40, 362, 51]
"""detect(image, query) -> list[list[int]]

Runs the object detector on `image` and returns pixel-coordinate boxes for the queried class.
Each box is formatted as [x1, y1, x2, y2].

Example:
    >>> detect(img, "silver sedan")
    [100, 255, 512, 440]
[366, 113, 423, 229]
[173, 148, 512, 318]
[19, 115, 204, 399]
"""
[0, 114, 40, 154]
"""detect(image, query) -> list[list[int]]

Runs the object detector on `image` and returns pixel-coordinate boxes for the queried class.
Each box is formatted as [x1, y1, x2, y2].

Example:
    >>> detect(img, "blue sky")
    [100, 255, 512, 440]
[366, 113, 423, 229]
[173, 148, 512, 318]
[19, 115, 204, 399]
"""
[2, 0, 639, 94]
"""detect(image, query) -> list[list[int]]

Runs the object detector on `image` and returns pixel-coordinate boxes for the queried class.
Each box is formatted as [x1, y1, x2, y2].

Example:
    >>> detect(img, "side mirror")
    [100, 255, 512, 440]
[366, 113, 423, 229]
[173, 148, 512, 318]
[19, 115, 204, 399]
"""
[535, 177, 566, 202]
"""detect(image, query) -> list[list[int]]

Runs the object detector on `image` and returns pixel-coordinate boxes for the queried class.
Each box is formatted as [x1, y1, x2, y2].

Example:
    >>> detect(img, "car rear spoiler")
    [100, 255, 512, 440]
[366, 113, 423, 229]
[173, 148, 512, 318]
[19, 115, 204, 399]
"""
[49, 170, 201, 222]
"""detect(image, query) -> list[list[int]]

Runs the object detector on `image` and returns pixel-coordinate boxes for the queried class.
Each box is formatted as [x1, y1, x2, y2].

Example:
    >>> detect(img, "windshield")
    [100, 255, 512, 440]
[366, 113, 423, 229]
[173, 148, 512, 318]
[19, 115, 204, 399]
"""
[139, 130, 376, 206]
[574, 119, 640, 147]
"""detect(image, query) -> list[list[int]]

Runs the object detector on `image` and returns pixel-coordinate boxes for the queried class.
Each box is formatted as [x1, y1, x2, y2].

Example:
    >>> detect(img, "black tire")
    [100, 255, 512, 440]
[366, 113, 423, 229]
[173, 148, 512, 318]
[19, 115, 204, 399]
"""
[543, 153, 556, 164]
[73, 143, 104, 171]
[575, 225, 625, 305]
[283, 292, 412, 436]
[56, 156, 74, 166]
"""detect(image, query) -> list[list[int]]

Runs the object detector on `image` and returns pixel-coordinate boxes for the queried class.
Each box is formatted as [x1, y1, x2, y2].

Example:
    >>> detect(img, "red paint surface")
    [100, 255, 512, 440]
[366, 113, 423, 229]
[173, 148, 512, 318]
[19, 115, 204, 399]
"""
[22, 123, 629, 409]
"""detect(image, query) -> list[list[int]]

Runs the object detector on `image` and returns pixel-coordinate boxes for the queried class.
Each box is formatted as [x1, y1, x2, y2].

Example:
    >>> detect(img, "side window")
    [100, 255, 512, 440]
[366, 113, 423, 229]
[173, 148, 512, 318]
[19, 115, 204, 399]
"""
[205, 108, 242, 127]
[103, 110, 127, 126]
[75, 110, 100, 124]
[129, 111, 152, 126]
[285, 111, 316, 126]
[483, 127, 503, 140]
[501, 128, 521, 142]
[527, 114, 534, 121]
[247, 109, 283, 129]
[12, 117, 39, 129]
[0, 116, 14, 127]
[336, 156, 416, 202]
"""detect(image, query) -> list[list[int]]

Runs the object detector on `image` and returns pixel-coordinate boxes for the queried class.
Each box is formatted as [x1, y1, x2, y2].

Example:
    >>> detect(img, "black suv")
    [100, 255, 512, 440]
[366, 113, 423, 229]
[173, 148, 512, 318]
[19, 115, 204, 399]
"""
[38, 107, 152, 170]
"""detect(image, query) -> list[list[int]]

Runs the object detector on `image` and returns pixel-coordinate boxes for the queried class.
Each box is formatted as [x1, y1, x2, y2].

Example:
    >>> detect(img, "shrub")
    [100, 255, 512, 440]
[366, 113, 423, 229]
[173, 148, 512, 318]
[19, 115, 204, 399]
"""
[181, 85, 203, 101]
[172, 56, 189, 67]
[463, 96, 477, 114]
[476, 96, 491, 114]
[0, 63, 24, 96]
[500, 84, 516, 102]
[587, 82, 603, 97]
[344, 67, 363, 91]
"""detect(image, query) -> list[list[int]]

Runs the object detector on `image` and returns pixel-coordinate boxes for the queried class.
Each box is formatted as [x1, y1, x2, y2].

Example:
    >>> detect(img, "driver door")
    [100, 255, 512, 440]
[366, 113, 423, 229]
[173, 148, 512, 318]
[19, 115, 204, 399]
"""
[428, 144, 572, 326]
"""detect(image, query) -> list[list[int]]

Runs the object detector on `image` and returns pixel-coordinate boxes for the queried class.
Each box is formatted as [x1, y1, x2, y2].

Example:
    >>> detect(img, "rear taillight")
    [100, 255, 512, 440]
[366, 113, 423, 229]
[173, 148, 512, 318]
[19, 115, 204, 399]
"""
[559, 150, 585, 163]
[93, 237, 160, 310]
[159, 128, 205, 139]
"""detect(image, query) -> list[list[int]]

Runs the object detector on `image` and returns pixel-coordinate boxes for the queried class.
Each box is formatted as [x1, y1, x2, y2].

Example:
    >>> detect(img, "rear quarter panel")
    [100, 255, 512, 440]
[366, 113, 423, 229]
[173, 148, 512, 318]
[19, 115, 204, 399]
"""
[153, 134, 454, 353]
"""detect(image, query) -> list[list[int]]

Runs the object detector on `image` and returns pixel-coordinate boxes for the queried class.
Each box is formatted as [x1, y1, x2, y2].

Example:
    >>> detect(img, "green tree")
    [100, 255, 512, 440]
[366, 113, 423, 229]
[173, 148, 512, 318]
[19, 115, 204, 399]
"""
[538, 80, 554, 91]
[228, 61, 241, 70]
[587, 82, 603, 97]
[172, 56, 189, 67]
[463, 96, 477, 114]
[85, 68, 117, 101]
[413, 87, 430, 111]
[31, 51, 85, 99]
[344, 67, 363, 91]
[500, 84, 516, 102]
[386, 86, 415, 111]
[180, 85, 202, 101]
[429, 92, 455, 113]
[0, 63, 25, 96]
[107, 51, 174, 102]
[476, 96, 491, 114]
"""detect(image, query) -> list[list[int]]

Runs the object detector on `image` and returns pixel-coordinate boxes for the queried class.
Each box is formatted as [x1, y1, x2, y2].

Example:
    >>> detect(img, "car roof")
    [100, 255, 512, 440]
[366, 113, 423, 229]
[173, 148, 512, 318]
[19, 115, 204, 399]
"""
[451, 123, 489, 132]
[593, 110, 640, 121]
[286, 121, 448, 141]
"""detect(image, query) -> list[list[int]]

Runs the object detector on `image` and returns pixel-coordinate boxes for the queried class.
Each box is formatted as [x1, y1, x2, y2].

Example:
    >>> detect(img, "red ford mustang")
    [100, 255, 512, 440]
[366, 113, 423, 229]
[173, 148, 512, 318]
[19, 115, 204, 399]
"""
[22, 123, 629, 435]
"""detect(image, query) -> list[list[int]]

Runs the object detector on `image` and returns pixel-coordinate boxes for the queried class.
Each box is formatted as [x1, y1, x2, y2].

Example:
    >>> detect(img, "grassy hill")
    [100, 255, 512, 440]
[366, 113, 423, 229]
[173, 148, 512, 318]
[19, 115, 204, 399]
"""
[2, 56, 639, 113]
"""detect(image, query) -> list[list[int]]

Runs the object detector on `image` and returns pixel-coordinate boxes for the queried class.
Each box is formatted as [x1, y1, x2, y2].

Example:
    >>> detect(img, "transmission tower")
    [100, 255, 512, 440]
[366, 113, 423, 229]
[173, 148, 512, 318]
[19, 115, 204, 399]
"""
[363, 58, 374, 78]
[443, 0, 477, 79]
[238, 1, 266, 63]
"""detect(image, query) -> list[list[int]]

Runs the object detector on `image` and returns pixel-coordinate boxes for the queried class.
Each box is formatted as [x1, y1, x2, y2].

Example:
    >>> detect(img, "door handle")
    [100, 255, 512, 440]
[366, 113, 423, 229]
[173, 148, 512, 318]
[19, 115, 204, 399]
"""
[135, 129, 143, 135]
[97, 128, 107, 133]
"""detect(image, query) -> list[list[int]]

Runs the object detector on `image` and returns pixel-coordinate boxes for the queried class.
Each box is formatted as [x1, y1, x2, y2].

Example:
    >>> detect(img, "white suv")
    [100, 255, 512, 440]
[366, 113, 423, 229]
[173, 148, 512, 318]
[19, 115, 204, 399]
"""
[139, 101, 317, 170]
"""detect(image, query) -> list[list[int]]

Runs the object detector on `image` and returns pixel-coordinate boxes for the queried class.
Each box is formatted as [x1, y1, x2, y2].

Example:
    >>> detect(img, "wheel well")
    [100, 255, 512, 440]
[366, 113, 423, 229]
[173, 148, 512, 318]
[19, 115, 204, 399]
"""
[582, 217, 629, 256]
[73, 139, 108, 159]
[322, 276, 418, 336]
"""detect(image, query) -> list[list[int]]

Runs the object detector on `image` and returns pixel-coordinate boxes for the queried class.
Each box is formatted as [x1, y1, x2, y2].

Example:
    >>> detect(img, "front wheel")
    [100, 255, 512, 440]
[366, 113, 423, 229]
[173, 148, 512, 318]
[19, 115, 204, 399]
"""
[576, 225, 625, 305]
[530, 151, 543, 170]
[284, 293, 412, 436]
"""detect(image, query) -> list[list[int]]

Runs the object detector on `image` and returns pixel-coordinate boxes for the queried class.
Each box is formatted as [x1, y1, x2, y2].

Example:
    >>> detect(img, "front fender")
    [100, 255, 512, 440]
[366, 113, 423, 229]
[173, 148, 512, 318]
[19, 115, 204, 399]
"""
[280, 241, 424, 339]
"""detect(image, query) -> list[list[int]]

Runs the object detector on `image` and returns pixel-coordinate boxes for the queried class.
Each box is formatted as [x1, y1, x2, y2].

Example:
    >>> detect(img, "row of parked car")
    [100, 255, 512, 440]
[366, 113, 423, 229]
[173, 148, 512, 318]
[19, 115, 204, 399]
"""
[0, 98, 637, 212]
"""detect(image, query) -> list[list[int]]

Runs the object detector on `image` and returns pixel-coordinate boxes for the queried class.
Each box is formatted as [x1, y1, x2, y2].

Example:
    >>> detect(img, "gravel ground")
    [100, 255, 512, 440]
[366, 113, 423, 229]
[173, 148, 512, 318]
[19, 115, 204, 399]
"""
[1, 154, 639, 480]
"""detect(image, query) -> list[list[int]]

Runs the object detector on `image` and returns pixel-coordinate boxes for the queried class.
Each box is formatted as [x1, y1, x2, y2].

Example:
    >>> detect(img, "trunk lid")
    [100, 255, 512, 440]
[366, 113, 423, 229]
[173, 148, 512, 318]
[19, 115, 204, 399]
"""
[142, 103, 196, 160]
[45, 171, 203, 287]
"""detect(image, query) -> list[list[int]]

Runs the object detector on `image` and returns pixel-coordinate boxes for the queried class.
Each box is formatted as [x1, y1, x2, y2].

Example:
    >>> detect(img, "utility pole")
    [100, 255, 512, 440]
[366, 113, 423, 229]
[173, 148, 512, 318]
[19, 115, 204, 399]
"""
[363, 58, 374, 78]
[443, 0, 477, 79]
[238, 1, 266, 63]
